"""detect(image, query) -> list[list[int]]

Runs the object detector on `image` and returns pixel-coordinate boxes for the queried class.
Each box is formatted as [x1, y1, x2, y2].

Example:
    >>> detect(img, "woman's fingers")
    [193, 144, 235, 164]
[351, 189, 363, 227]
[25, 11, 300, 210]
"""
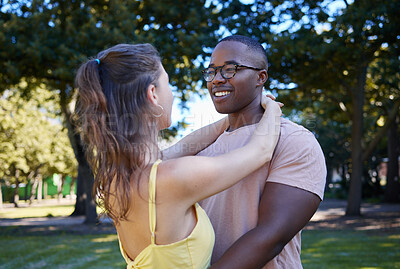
[261, 93, 283, 109]
[261, 93, 284, 117]
[265, 93, 275, 100]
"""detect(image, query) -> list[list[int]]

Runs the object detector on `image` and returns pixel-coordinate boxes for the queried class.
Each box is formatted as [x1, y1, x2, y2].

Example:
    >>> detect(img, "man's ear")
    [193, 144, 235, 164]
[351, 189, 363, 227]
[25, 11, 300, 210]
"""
[146, 84, 159, 105]
[256, 70, 268, 86]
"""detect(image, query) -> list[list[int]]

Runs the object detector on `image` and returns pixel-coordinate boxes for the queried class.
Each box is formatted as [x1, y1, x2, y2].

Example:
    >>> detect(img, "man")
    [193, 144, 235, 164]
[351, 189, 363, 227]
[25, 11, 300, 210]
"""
[198, 35, 326, 268]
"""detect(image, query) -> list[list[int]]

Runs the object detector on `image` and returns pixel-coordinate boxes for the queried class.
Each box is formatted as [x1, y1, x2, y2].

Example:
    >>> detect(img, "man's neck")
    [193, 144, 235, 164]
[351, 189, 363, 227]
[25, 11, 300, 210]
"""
[227, 98, 264, 132]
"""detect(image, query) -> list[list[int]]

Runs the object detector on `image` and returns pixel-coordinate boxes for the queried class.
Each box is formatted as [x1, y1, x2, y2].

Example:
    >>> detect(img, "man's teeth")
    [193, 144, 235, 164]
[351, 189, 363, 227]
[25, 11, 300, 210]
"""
[214, 91, 230, 97]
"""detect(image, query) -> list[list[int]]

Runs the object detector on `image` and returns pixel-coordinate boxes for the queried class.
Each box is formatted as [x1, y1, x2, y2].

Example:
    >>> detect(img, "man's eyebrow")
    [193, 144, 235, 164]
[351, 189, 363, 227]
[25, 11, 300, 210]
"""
[209, 60, 239, 67]
[225, 60, 239, 65]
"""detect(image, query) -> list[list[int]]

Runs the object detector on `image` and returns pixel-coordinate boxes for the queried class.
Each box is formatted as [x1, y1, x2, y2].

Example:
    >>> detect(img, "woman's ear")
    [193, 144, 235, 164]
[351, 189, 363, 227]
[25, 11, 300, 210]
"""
[256, 70, 268, 86]
[147, 84, 159, 105]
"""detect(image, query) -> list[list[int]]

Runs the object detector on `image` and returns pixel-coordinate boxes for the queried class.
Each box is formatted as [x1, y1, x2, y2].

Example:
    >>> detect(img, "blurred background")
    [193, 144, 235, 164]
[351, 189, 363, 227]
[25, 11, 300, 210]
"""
[0, 0, 399, 261]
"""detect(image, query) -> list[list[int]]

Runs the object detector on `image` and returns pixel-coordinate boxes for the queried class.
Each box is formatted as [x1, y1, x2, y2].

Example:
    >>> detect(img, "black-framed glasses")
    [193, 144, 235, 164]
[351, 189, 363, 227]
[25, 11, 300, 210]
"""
[202, 63, 263, 82]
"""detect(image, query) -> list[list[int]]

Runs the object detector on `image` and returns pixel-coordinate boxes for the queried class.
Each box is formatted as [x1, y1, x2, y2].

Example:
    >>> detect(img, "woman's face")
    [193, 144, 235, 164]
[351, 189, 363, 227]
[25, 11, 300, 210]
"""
[156, 64, 174, 129]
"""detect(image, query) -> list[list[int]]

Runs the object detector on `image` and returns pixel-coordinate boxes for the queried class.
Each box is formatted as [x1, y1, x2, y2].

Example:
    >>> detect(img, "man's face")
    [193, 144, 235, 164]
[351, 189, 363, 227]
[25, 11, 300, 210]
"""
[207, 41, 262, 114]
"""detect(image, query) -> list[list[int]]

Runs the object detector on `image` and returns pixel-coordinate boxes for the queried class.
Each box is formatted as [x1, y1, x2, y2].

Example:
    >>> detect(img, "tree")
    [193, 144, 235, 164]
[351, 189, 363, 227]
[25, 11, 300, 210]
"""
[366, 44, 400, 202]
[0, 0, 221, 222]
[212, 0, 400, 213]
[235, 0, 400, 214]
[0, 86, 77, 206]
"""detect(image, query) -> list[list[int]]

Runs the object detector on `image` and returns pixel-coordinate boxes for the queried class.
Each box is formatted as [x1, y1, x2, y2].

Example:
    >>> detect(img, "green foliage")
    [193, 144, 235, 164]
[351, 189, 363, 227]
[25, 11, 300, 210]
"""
[0, 0, 221, 105]
[0, 86, 77, 187]
[219, 0, 400, 189]
[266, 0, 400, 148]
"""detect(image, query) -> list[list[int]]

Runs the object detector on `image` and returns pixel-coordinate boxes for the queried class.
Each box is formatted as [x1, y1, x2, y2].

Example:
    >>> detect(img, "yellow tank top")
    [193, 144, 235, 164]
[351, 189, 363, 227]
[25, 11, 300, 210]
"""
[118, 159, 215, 269]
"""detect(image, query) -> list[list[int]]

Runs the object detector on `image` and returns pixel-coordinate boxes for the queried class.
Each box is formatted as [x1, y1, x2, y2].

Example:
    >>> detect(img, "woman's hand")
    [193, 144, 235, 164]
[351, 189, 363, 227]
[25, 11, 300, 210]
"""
[261, 92, 284, 110]
[249, 93, 282, 163]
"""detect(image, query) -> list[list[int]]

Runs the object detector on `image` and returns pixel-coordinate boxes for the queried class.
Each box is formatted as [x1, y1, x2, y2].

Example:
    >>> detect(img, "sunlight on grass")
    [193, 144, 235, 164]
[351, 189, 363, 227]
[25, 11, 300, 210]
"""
[0, 204, 75, 218]
[91, 234, 118, 243]
[95, 248, 112, 254]
[379, 243, 395, 247]
[0, 201, 104, 219]
[389, 234, 400, 239]
[302, 230, 400, 269]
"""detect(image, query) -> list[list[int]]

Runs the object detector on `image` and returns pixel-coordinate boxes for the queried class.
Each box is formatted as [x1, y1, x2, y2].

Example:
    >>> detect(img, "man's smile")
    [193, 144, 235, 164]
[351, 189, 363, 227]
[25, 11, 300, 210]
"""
[214, 91, 231, 97]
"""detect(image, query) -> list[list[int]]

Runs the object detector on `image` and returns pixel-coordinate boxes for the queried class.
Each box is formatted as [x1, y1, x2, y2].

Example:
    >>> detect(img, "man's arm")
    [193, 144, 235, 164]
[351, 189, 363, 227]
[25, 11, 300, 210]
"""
[210, 182, 321, 269]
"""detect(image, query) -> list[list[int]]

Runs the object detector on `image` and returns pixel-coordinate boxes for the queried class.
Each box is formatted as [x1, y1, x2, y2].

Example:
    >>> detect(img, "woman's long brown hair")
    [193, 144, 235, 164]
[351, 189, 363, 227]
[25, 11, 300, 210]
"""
[74, 43, 162, 222]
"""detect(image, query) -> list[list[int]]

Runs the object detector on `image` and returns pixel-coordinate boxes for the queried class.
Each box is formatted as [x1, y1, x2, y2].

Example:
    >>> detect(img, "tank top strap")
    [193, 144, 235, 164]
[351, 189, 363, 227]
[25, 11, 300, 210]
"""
[148, 159, 162, 244]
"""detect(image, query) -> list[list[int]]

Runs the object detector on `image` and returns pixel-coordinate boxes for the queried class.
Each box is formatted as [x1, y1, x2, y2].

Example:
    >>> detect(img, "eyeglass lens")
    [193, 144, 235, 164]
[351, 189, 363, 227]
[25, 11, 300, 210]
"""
[203, 64, 237, 81]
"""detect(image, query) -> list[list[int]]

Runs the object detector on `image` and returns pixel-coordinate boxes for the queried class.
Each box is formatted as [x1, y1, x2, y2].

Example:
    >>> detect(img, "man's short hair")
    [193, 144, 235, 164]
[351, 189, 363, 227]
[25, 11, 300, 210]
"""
[218, 35, 268, 70]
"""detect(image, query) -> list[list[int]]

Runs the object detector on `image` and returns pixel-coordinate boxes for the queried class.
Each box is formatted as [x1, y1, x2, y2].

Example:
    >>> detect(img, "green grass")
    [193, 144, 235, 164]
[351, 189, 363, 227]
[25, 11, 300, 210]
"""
[1, 203, 399, 268]
[0, 230, 398, 268]
[0, 204, 75, 218]
[0, 233, 125, 269]
[0, 200, 104, 218]
[301, 230, 400, 269]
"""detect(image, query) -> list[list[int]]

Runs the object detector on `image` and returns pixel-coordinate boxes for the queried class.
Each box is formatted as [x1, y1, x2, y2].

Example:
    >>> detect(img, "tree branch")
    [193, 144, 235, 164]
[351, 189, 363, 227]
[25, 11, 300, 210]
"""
[363, 98, 400, 161]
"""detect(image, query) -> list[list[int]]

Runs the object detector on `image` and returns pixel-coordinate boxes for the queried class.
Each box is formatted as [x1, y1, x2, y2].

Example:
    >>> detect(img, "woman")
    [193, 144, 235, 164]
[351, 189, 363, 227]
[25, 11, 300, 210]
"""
[74, 43, 281, 269]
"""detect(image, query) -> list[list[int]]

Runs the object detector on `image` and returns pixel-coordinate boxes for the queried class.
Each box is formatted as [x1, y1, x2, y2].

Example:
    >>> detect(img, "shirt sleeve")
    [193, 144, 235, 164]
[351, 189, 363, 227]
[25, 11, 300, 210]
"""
[267, 130, 327, 200]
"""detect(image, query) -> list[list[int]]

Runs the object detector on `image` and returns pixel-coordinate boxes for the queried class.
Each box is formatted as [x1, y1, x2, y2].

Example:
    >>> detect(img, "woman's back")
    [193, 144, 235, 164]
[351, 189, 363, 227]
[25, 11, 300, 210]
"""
[114, 160, 215, 268]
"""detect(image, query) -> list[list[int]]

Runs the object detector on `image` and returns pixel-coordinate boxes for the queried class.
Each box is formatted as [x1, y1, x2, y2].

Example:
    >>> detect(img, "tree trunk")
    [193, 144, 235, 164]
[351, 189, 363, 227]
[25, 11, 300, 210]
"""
[29, 175, 39, 205]
[13, 183, 20, 207]
[37, 176, 43, 203]
[24, 182, 28, 201]
[340, 164, 347, 188]
[69, 134, 97, 223]
[69, 132, 97, 223]
[72, 168, 86, 215]
[384, 114, 400, 203]
[60, 87, 97, 222]
[80, 160, 97, 224]
[326, 164, 333, 192]
[13, 169, 20, 208]
[44, 180, 48, 200]
[57, 175, 65, 202]
[0, 181, 3, 209]
[346, 65, 367, 216]
[69, 177, 76, 199]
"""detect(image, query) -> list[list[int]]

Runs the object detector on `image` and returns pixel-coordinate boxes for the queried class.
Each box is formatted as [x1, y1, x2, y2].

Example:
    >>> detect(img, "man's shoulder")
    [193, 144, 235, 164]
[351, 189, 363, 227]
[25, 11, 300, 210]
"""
[198, 118, 317, 156]
[280, 118, 313, 139]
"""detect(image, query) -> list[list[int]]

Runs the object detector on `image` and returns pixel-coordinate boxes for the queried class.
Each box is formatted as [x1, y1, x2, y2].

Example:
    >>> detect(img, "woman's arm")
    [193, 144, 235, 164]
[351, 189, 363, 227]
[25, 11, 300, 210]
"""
[161, 116, 229, 160]
[161, 94, 280, 160]
[159, 97, 282, 206]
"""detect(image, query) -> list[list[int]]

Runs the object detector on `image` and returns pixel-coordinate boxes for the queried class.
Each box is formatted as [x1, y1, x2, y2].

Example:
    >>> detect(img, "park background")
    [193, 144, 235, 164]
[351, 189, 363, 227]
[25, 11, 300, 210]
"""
[0, 0, 399, 268]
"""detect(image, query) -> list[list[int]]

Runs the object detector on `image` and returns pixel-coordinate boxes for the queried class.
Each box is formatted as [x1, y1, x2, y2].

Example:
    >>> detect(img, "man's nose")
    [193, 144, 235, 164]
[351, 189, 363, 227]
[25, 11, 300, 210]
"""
[213, 69, 225, 84]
